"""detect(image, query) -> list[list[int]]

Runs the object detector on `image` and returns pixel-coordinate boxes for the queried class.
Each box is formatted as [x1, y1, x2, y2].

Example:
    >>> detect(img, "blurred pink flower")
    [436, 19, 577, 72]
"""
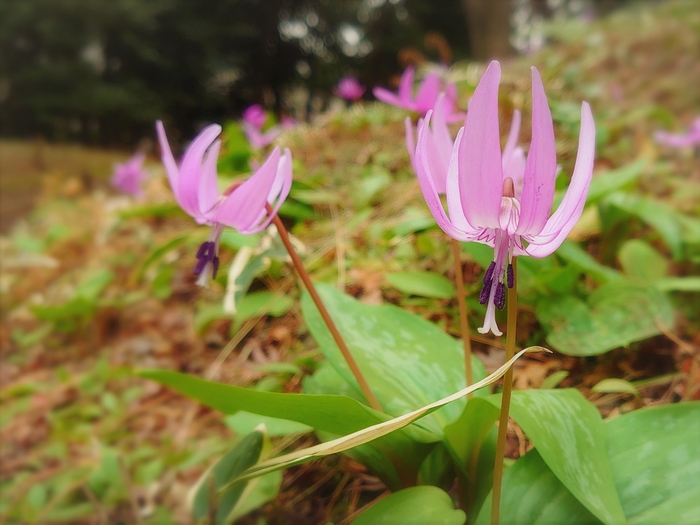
[334, 77, 365, 101]
[243, 124, 282, 150]
[280, 116, 297, 130]
[112, 153, 147, 197]
[374, 66, 464, 122]
[654, 117, 700, 148]
[243, 104, 267, 129]
[411, 61, 595, 335]
[156, 121, 292, 285]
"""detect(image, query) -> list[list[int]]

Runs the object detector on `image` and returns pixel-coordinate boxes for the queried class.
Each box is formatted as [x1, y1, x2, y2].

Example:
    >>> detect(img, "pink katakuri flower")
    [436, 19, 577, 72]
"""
[243, 124, 282, 150]
[335, 77, 366, 101]
[156, 121, 292, 285]
[654, 117, 700, 148]
[112, 153, 147, 197]
[406, 92, 526, 196]
[412, 61, 595, 335]
[374, 66, 464, 122]
[242, 104, 267, 129]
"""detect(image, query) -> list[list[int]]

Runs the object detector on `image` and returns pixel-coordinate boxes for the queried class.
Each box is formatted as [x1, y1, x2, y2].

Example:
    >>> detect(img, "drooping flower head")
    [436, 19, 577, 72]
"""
[410, 61, 595, 335]
[243, 125, 282, 150]
[242, 104, 267, 129]
[156, 121, 293, 286]
[654, 117, 700, 148]
[374, 66, 464, 122]
[335, 77, 365, 101]
[112, 153, 147, 197]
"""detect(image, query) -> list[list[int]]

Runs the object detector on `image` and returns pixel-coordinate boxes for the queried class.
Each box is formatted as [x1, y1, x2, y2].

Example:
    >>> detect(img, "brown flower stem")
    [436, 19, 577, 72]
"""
[451, 238, 474, 395]
[491, 258, 518, 525]
[268, 209, 382, 412]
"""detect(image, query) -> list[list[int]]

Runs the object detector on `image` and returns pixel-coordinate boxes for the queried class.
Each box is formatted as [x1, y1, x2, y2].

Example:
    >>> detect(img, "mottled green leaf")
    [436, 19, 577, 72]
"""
[301, 284, 488, 436]
[352, 486, 466, 525]
[386, 271, 455, 299]
[537, 281, 675, 356]
[618, 239, 669, 280]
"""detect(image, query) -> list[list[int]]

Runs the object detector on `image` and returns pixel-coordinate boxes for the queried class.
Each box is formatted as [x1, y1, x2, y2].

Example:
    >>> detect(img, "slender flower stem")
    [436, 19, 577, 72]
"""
[491, 258, 518, 525]
[451, 238, 474, 394]
[268, 209, 382, 411]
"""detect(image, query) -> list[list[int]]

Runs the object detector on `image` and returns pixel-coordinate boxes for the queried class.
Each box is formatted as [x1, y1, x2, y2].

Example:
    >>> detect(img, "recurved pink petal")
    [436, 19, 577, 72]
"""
[398, 66, 415, 103]
[515, 68, 557, 236]
[215, 148, 282, 233]
[415, 115, 476, 242]
[525, 101, 595, 255]
[443, 83, 466, 123]
[373, 88, 410, 110]
[446, 128, 479, 235]
[458, 60, 503, 230]
[414, 73, 441, 114]
[502, 110, 521, 171]
[156, 121, 181, 203]
[256, 148, 293, 232]
[178, 124, 222, 217]
[198, 139, 221, 221]
[431, 93, 453, 181]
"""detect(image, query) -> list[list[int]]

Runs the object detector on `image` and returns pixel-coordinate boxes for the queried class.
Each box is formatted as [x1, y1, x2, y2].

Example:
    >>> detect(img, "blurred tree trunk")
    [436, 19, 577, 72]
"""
[461, 0, 515, 60]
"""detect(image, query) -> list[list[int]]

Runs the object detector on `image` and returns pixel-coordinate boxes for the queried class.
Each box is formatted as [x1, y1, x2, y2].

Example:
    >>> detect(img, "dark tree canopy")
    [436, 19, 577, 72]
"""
[0, 0, 625, 145]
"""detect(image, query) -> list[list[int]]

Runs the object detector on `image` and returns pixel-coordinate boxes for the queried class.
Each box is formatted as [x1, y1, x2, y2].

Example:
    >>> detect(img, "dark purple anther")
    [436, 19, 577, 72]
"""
[479, 281, 491, 304]
[194, 241, 216, 276]
[483, 261, 496, 285]
[495, 282, 506, 310]
[507, 263, 514, 288]
[211, 256, 220, 279]
[196, 242, 209, 259]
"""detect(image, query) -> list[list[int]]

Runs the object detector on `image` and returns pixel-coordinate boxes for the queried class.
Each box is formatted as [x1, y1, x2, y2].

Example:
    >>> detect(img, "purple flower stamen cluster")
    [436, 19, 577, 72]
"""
[195, 241, 220, 279]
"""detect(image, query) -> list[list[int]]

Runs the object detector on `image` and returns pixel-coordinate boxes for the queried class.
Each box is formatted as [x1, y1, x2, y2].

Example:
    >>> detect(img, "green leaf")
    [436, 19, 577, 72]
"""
[585, 160, 645, 204]
[540, 370, 569, 389]
[75, 270, 114, 300]
[132, 235, 189, 283]
[556, 240, 623, 284]
[475, 390, 626, 525]
[136, 368, 435, 466]
[603, 193, 684, 260]
[224, 412, 312, 437]
[475, 449, 598, 525]
[476, 402, 700, 525]
[227, 471, 282, 523]
[385, 271, 456, 299]
[230, 348, 537, 485]
[618, 240, 669, 279]
[191, 430, 265, 524]
[536, 280, 675, 356]
[654, 276, 700, 292]
[233, 291, 294, 329]
[606, 402, 700, 524]
[301, 284, 487, 436]
[591, 378, 640, 396]
[351, 486, 466, 525]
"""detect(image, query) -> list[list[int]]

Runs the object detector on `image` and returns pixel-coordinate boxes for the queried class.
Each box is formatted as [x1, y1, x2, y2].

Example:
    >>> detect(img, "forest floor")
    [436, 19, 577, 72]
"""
[1, 1, 699, 524]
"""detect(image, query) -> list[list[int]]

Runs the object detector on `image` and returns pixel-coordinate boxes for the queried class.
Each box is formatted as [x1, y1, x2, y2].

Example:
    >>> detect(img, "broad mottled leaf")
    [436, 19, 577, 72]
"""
[301, 284, 487, 436]
[476, 402, 700, 525]
[230, 348, 537, 484]
[385, 271, 455, 299]
[607, 402, 700, 524]
[618, 239, 669, 280]
[352, 486, 466, 525]
[537, 280, 675, 356]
